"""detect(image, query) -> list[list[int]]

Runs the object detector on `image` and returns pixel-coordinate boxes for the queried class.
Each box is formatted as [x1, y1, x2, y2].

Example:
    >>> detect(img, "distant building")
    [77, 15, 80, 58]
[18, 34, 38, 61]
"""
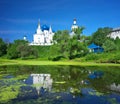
[70, 18, 78, 36]
[23, 35, 27, 41]
[71, 18, 78, 31]
[30, 20, 54, 46]
[108, 27, 120, 39]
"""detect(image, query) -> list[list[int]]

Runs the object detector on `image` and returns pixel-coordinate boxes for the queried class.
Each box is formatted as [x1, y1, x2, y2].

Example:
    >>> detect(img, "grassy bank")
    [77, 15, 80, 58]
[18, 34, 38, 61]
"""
[0, 58, 120, 66]
[32, 46, 50, 58]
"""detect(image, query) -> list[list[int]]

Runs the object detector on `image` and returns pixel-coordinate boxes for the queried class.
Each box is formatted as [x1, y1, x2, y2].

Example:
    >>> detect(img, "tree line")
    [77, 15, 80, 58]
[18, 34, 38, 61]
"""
[0, 26, 120, 60]
[0, 39, 38, 59]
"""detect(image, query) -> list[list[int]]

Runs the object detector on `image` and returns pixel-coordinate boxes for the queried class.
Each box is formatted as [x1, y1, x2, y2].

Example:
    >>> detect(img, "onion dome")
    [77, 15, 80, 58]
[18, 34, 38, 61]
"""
[41, 25, 49, 31]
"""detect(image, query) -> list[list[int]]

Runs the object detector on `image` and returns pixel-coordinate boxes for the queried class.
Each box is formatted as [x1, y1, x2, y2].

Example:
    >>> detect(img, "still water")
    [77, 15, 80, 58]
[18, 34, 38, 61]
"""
[0, 65, 120, 104]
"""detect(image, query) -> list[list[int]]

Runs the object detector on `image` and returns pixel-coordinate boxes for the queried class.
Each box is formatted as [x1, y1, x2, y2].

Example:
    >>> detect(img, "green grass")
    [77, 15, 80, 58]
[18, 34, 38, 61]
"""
[0, 58, 120, 66]
[32, 46, 51, 58]
[80, 51, 120, 63]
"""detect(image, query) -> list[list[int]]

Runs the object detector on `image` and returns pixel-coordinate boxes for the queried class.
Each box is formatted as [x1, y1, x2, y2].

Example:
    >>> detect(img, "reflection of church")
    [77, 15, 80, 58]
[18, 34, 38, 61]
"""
[30, 20, 54, 46]
[30, 74, 53, 95]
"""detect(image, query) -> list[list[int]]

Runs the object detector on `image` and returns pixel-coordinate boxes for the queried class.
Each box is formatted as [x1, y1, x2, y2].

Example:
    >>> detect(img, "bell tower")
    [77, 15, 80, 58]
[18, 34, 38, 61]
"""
[71, 18, 78, 31]
[73, 18, 77, 25]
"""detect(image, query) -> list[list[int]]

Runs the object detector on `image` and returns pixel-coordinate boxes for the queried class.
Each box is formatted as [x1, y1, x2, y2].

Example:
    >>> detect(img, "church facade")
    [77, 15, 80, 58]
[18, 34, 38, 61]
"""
[30, 20, 54, 46]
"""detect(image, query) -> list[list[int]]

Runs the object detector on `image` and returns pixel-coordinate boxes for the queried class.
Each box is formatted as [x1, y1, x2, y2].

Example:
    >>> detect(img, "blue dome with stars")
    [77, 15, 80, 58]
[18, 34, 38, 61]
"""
[41, 25, 49, 31]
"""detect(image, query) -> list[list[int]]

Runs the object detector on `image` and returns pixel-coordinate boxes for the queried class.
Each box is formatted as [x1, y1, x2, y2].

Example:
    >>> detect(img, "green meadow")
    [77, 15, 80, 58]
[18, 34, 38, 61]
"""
[0, 58, 120, 66]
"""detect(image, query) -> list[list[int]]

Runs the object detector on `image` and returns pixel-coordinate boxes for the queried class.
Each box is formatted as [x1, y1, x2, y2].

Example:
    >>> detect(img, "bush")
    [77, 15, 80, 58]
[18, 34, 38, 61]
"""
[0, 38, 7, 57]
[108, 53, 120, 63]
[102, 39, 117, 52]
[85, 53, 99, 61]
[48, 55, 64, 61]
[7, 40, 38, 59]
[32, 46, 50, 58]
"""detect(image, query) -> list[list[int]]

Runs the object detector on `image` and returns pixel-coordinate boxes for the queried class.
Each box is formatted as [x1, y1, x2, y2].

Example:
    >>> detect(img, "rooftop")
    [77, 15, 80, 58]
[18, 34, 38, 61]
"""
[112, 27, 120, 32]
[41, 25, 49, 31]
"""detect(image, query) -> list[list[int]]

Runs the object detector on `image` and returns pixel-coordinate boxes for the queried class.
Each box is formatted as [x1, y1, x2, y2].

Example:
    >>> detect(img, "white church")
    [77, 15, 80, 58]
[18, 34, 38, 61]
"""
[28, 19, 78, 46]
[29, 20, 54, 46]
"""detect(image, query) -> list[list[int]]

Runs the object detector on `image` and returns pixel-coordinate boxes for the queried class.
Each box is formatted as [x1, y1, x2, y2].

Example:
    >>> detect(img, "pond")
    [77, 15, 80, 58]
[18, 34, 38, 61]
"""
[0, 65, 120, 104]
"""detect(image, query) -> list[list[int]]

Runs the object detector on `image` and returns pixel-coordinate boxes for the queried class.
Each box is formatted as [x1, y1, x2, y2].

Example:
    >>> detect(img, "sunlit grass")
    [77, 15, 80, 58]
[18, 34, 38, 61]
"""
[0, 58, 120, 66]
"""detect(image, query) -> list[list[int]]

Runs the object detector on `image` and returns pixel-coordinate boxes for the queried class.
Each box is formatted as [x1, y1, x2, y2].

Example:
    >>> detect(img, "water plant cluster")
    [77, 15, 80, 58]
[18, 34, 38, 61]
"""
[0, 65, 120, 103]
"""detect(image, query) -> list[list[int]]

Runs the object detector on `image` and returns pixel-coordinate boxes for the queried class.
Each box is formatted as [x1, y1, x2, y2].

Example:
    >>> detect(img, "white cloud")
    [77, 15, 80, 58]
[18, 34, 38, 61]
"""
[4, 18, 37, 24]
[0, 30, 32, 35]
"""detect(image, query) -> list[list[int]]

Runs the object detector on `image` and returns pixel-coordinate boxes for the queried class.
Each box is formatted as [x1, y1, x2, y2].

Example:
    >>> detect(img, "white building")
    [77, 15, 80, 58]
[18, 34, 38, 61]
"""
[70, 18, 79, 36]
[30, 20, 54, 46]
[23, 35, 27, 41]
[108, 27, 120, 39]
[71, 18, 78, 31]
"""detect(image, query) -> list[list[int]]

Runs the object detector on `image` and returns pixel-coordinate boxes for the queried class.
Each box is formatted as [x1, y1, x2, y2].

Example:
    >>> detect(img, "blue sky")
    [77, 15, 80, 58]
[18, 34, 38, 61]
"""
[0, 0, 120, 42]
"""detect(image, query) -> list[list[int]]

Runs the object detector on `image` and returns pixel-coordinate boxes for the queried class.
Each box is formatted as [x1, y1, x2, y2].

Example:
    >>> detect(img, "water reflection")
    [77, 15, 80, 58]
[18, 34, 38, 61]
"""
[109, 83, 120, 92]
[25, 74, 53, 95]
[88, 70, 104, 79]
[0, 65, 120, 104]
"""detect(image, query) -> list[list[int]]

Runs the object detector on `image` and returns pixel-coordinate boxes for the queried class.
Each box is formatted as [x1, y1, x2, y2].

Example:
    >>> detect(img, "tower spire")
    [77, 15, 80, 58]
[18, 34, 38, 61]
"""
[38, 19, 40, 29]
[49, 25, 53, 33]
[37, 19, 42, 34]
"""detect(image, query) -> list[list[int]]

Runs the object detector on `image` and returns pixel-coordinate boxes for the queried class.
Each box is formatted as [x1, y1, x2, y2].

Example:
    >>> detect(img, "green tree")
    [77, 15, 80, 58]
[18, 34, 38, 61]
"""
[49, 30, 88, 60]
[7, 44, 19, 59]
[83, 35, 92, 45]
[67, 38, 88, 59]
[53, 30, 62, 43]
[49, 44, 62, 61]
[102, 39, 117, 52]
[114, 37, 120, 50]
[7, 40, 38, 59]
[0, 38, 7, 57]
[17, 44, 38, 59]
[7, 40, 27, 59]
[73, 26, 85, 40]
[91, 27, 112, 46]
[53, 30, 70, 59]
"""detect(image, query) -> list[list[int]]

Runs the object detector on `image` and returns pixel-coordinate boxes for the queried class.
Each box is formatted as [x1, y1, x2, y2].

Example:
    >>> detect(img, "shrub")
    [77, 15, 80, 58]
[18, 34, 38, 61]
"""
[108, 53, 120, 63]
[85, 53, 99, 61]
[7, 40, 38, 59]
